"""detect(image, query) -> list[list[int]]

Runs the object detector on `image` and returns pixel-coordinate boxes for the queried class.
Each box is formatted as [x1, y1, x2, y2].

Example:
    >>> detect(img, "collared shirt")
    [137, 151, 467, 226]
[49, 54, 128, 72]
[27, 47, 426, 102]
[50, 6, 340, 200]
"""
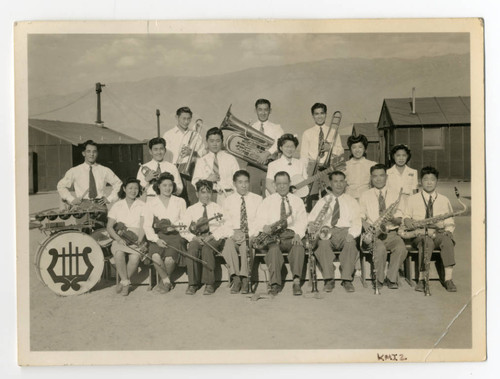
[57, 162, 122, 204]
[221, 191, 263, 238]
[345, 157, 377, 200]
[143, 195, 187, 243]
[181, 201, 226, 242]
[136, 159, 184, 196]
[359, 186, 404, 231]
[250, 120, 284, 155]
[300, 124, 344, 164]
[162, 126, 205, 164]
[266, 156, 309, 197]
[255, 192, 307, 238]
[404, 191, 455, 233]
[387, 165, 418, 195]
[191, 150, 240, 191]
[108, 198, 147, 229]
[308, 193, 362, 238]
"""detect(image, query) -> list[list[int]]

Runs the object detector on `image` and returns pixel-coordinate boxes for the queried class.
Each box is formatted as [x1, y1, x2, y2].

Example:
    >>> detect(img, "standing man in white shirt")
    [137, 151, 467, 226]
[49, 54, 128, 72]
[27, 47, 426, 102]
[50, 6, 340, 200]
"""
[300, 103, 344, 211]
[254, 171, 308, 296]
[137, 137, 183, 202]
[220, 170, 263, 294]
[191, 127, 240, 208]
[57, 140, 122, 209]
[247, 98, 284, 196]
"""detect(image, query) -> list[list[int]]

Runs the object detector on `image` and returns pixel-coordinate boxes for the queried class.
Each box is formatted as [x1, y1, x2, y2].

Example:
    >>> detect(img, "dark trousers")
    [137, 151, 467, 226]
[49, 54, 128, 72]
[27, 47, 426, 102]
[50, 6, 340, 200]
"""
[413, 231, 455, 268]
[186, 239, 224, 286]
[263, 233, 305, 286]
[372, 231, 408, 283]
[314, 227, 359, 281]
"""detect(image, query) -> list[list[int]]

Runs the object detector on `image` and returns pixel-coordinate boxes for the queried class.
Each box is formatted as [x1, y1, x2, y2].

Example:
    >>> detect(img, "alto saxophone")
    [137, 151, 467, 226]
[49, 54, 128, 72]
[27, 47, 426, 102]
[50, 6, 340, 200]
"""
[253, 200, 293, 250]
[307, 192, 334, 241]
[361, 189, 403, 246]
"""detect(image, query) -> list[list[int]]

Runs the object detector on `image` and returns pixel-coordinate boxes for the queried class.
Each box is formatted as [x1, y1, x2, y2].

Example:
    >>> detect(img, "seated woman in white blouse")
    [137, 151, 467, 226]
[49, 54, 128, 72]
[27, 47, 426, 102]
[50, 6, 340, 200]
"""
[106, 178, 147, 296]
[143, 172, 188, 294]
[266, 134, 308, 197]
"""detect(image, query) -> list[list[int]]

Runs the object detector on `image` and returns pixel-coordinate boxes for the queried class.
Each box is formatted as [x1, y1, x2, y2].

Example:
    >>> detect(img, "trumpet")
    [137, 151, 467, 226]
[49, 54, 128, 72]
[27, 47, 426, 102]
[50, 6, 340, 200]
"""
[176, 119, 203, 180]
[138, 163, 160, 183]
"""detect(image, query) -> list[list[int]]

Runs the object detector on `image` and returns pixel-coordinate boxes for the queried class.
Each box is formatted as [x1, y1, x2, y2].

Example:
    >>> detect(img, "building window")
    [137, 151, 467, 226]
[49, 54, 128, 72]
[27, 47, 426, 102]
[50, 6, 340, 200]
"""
[423, 127, 444, 149]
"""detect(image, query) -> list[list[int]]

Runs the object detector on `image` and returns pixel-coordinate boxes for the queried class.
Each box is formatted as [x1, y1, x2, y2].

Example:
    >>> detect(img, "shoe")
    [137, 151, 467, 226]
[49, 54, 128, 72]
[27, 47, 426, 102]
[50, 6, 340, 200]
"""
[230, 276, 241, 294]
[115, 282, 123, 294]
[155, 281, 167, 294]
[341, 280, 355, 293]
[203, 284, 215, 295]
[185, 285, 197, 295]
[385, 278, 399, 289]
[324, 279, 335, 292]
[415, 280, 424, 292]
[240, 277, 249, 294]
[269, 284, 281, 296]
[121, 284, 130, 296]
[293, 282, 303, 296]
[444, 280, 457, 292]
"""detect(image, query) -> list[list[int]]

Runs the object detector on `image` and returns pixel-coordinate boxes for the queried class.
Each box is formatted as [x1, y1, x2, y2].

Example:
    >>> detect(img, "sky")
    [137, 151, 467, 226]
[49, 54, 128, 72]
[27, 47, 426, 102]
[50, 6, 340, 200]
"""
[28, 33, 469, 99]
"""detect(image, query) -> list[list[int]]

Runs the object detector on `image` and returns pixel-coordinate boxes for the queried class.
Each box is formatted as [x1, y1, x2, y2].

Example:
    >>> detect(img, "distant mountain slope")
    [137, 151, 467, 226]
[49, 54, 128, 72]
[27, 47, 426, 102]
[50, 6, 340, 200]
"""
[29, 54, 470, 141]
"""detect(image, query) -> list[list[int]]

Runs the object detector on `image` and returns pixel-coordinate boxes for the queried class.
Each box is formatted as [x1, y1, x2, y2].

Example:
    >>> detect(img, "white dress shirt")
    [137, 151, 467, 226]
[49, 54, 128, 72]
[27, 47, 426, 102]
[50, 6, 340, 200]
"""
[266, 156, 309, 196]
[143, 195, 187, 243]
[359, 186, 404, 231]
[345, 157, 377, 200]
[191, 150, 240, 191]
[181, 201, 226, 242]
[300, 124, 344, 164]
[108, 199, 147, 229]
[255, 193, 307, 238]
[136, 159, 183, 196]
[308, 193, 362, 238]
[251, 120, 284, 155]
[162, 126, 205, 164]
[404, 191, 455, 233]
[387, 165, 418, 196]
[57, 162, 122, 204]
[221, 191, 263, 238]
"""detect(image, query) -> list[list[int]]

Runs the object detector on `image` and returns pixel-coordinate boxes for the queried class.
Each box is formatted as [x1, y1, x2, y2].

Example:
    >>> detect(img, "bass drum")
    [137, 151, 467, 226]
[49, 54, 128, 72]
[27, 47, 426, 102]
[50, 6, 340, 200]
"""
[35, 231, 105, 296]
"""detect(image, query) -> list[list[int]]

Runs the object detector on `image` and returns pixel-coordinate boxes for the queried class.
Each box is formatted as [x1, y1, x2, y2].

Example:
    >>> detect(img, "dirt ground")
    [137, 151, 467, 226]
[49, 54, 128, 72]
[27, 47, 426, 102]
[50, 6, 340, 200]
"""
[27, 182, 473, 351]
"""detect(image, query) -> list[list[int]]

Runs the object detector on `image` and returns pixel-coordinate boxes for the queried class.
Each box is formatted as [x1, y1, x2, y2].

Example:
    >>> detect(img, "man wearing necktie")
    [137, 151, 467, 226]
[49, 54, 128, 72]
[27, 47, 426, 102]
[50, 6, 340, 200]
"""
[221, 170, 263, 294]
[255, 171, 307, 296]
[359, 164, 407, 290]
[403, 166, 457, 292]
[307, 171, 361, 293]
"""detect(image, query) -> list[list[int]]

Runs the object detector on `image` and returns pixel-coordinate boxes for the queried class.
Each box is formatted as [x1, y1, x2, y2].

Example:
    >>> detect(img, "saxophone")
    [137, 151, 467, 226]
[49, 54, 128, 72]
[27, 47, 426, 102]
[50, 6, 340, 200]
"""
[253, 200, 293, 250]
[361, 189, 403, 246]
[398, 187, 467, 239]
[307, 192, 334, 240]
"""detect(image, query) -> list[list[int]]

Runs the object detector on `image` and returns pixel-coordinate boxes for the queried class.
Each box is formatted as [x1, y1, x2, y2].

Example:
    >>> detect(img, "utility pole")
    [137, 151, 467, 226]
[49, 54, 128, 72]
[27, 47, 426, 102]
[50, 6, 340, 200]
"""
[95, 82, 106, 126]
[156, 109, 161, 137]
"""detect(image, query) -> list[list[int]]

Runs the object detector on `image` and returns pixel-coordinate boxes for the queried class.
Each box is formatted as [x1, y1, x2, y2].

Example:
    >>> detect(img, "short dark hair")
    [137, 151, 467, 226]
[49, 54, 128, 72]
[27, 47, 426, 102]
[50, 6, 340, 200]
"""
[152, 172, 177, 195]
[206, 127, 223, 141]
[370, 163, 387, 174]
[390, 144, 412, 164]
[82, 140, 98, 151]
[311, 103, 327, 115]
[233, 169, 250, 182]
[347, 134, 368, 158]
[277, 133, 299, 153]
[148, 137, 166, 149]
[118, 178, 143, 199]
[421, 166, 439, 180]
[255, 98, 271, 109]
[196, 180, 213, 192]
[328, 170, 346, 180]
[274, 171, 291, 182]
[176, 106, 193, 117]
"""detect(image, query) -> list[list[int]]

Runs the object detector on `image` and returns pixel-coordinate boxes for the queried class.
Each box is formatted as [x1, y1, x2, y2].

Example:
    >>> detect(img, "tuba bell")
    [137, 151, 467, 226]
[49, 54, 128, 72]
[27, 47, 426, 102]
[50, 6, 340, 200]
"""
[219, 105, 275, 170]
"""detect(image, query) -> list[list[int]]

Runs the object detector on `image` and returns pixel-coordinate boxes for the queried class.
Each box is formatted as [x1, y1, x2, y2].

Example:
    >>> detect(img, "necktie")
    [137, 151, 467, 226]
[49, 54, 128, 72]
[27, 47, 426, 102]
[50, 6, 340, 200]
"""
[203, 204, 210, 232]
[156, 162, 161, 175]
[426, 195, 434, 218]
[330, 198, 340, 227]
[260, 122, 264, 133]
[240, 196, 248, 234]
[318, 126, 325, 157]
[88, 166, 97, 199]
[213, 153, 219, 177]
[280, 196, 287, 221]
[378, 190, 386, 215]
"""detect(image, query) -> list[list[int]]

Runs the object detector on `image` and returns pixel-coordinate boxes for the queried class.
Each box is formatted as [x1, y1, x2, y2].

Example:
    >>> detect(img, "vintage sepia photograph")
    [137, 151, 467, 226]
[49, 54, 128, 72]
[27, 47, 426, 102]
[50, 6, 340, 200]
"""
[15, 19, 485, 365]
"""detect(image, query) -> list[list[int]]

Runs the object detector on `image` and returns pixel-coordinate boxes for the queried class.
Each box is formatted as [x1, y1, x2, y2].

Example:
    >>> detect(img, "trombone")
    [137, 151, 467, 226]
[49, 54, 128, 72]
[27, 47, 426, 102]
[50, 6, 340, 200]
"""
[176, 119, 203, 180]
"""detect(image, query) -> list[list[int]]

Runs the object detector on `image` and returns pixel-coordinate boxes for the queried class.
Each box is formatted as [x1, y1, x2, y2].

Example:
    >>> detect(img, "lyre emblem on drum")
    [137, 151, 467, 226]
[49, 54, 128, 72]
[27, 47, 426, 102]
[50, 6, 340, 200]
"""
[47, 242, 94, 292]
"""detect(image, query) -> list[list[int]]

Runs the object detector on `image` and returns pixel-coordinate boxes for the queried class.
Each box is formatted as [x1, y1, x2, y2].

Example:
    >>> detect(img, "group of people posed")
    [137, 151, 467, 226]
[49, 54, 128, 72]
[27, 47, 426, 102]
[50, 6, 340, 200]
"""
[56, 99, 458, 297]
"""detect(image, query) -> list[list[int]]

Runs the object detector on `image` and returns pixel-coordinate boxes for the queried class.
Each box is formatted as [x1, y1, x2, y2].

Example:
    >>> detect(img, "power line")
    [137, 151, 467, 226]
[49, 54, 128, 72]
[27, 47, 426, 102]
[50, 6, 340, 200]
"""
[29, 88, 94, 117]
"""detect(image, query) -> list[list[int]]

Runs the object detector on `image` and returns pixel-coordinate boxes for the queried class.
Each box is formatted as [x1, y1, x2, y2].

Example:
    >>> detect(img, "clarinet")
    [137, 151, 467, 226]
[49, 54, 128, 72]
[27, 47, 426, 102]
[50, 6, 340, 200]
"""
[305, 233, 318, 293]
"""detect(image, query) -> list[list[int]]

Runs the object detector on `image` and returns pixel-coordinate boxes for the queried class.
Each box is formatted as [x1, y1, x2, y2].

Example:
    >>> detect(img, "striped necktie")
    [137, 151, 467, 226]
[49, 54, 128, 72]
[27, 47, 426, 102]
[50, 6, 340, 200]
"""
[213, 153, 219, 177]
[318, 126, 325, 157]
[378, 190, 386, 215]
[426, 195, 434, 218]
